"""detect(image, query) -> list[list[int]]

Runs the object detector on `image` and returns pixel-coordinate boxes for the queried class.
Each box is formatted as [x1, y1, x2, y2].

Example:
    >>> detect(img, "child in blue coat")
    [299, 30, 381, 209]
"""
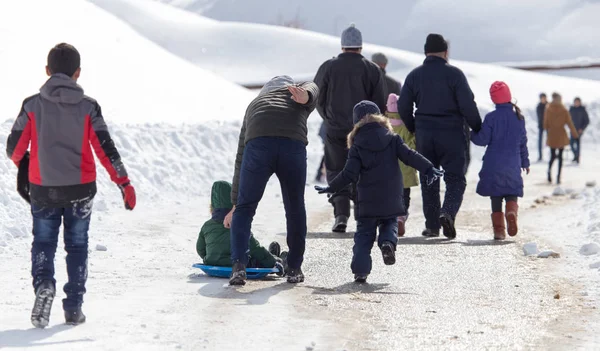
[471, 81, 530, 240]
[315, 101, 442, 283]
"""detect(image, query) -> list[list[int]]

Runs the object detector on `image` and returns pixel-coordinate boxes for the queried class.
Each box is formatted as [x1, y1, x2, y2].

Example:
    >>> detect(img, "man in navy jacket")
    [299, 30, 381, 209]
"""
[398, 34, 482, 239]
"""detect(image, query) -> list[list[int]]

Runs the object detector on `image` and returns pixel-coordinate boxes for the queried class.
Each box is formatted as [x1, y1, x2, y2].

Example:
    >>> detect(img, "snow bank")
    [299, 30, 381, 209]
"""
[156, 0, 600, 68]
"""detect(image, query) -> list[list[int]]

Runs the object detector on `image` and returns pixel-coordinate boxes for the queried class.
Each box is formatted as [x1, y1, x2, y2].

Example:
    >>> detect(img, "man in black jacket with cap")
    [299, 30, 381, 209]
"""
[314, 24, 386, 233]
[398, 33, 482, 239]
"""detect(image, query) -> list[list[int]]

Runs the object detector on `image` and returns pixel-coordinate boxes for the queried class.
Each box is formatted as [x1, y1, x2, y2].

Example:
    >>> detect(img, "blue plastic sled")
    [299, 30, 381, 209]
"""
[192, 263, 279, 279]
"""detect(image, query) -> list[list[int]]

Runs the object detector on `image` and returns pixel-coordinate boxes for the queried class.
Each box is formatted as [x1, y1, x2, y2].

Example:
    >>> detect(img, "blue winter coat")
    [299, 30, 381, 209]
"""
[471, 104, 530, 197]
[328, 115, 433, 219]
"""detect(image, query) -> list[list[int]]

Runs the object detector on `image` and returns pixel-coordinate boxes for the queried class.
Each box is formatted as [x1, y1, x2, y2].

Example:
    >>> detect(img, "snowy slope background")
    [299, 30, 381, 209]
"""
[155, 0, 600, 77]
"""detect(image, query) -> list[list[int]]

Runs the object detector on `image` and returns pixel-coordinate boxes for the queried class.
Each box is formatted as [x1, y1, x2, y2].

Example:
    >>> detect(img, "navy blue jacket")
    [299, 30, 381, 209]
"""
[398, 56, 482, 133]
[569, 106, 590, 131]
[329, 116, 433, 219]
[471, 104, 530, 197]
[536, 102, 547, 130]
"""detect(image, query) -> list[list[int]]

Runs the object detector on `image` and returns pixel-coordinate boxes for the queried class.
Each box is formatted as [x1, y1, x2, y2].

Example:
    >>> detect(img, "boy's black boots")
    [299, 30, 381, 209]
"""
[268, 242, 281, 257]
[332, 215, 348, 233]
[65, 308, 86, 325]
[229, 261, 247, 286]
[31, 280, 55, 328]
[439, 213, 457, 239]
[381, 241, 396, 265]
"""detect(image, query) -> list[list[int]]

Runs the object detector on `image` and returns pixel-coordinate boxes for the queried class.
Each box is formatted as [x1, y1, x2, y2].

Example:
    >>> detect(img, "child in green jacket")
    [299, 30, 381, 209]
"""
[385, 93, 418, 237]
[197, 181, 285, 273]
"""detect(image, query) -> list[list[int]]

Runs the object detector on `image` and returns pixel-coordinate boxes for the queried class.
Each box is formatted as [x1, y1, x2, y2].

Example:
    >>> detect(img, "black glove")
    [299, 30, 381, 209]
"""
[314, 185, 333, 194]
[17, 152, 30, 204]
[424, 167, 444, 186]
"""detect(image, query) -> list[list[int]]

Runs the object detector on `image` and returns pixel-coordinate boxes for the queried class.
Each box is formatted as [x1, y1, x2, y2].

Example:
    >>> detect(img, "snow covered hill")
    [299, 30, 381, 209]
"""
[92, 0, 600, 112]
[155, 0, 600, 67]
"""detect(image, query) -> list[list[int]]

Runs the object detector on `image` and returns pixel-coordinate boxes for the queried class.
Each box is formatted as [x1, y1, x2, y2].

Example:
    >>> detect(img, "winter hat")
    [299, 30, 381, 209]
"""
[489, 81, 512, 104]
[372, 52, 388, 66]
[341, 24, 362, 49]
[386, 93, 399, 113]
[353, 100, 380, 124]
[424, 34, 448, 54]
[258, 75, 294, 96]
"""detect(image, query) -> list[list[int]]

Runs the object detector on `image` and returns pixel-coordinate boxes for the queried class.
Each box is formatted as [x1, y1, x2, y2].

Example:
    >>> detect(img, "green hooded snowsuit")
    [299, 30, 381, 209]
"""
[385, 111, 419, 188]
[196, 181, 276, 267]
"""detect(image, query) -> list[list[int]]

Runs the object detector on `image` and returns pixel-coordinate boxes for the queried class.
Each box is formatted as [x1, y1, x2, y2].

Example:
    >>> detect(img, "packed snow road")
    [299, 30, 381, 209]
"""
[0, 158, 598, 351]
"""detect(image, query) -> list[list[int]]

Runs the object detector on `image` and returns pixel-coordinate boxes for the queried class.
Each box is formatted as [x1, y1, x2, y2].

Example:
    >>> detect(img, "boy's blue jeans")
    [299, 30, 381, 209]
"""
[351, 217, 398, 275]
[231, 137, 307, 270]
[31, 200, 92, 311]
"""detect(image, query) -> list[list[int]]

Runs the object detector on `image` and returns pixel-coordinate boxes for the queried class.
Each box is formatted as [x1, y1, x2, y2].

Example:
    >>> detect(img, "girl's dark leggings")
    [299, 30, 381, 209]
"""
[549, 148, 564, 175]
[403, 188, 411, 212]
[491, 196, 518, 212]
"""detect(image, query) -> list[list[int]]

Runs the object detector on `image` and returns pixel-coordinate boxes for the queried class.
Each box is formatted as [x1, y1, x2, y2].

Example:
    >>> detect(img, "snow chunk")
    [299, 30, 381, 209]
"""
[95, 244, 108, 252]
[586, 181, 597, 188]
[538, 250, 560, 258]
[553, 187, 566, 196]
[95, 199, 109, 212]
[580, 243, 600, 256]
[523, 242, 539, 256]
[306, 341, 316, 351]
[589, 262, 600, 269]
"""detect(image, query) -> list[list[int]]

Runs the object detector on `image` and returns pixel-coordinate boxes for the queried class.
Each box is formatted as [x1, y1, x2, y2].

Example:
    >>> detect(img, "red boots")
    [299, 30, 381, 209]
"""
[505, 201, 519, 236]
[491, 212, 506, 240]
[397, 215, 408, 237]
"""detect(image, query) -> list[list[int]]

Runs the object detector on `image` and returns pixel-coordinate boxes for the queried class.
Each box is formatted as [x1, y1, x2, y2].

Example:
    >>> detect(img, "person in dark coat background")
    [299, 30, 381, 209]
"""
[569, 97, 590, 163]
[398, 33, 482, 239]
[471, 82, 530, 241]
[314, 24, 386, 233]
[372, 52, 402, 97]
[315, 101, 441, 283]
[536, 93, 548, 161]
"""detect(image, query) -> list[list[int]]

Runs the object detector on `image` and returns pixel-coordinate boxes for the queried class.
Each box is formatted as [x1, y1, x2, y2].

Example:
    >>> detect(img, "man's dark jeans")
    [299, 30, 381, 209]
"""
[231, 137, 307, 270]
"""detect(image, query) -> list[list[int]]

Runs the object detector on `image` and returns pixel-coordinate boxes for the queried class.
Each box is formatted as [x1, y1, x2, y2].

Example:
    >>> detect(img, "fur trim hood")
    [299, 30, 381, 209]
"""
[347, 114, 393, 149]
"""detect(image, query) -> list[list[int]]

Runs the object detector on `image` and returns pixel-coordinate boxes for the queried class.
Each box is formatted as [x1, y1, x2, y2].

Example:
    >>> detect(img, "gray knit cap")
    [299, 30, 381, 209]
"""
[341, 23, 362, 49]
[371, 52, 388, 66]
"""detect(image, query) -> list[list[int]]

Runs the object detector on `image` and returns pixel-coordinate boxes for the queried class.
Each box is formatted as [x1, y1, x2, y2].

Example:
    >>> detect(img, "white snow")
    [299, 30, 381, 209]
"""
[553, 187, 567, 196]
[537, 250, 560, 259]
[155, 0, 600, 66]
[580, 243, 600, 256]
[523, 242, 539, 256]
[90, 0, 600, 110]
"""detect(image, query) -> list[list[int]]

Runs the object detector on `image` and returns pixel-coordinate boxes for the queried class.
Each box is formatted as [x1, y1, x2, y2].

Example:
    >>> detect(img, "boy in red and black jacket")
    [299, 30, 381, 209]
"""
[6, 43, 136, 328]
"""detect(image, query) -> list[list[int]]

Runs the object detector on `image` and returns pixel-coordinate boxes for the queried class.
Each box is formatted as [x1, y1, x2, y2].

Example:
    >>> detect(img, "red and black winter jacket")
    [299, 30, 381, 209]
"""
[6, 74, 130, 207]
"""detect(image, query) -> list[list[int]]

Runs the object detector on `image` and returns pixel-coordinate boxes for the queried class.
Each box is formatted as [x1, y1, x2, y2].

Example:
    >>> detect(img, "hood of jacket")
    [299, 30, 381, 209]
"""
[40, 74, 84, 104]
[347, 114, 394, 151]
[211, 181, 233, 222]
